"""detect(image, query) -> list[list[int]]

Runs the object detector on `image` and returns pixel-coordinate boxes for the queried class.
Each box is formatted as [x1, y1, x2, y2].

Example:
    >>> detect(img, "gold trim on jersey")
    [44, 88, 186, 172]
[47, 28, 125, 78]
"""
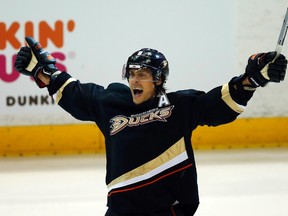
[54, 78, 77, 103]
[107, 137, 188, 192]
[221, 83, 245, 113]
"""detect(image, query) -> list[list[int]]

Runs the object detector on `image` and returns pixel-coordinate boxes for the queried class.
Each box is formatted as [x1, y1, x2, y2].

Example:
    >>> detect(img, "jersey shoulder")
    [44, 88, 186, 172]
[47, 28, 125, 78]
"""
[106, 82, 130, 94]
[100, 82, 132, 106]
[170, 89, 205, 98]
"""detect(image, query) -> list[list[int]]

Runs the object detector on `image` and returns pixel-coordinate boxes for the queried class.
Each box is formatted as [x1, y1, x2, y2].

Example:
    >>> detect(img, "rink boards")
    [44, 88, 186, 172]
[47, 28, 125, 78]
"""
[1, 117, 288, 157]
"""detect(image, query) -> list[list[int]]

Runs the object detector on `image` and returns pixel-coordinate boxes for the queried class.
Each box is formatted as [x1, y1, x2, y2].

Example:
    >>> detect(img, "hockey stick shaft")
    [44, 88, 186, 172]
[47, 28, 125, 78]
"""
[275, 7, 288, 58]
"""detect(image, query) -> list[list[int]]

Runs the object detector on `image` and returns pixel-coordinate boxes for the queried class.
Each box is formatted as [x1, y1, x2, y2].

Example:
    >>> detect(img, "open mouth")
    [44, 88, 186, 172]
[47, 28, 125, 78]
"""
[133, 88, 143, 97]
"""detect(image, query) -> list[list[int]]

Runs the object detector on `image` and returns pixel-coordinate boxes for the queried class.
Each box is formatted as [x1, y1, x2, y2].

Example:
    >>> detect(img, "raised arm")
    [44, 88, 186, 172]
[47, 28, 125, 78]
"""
[14, 36, 105, 122]
[193, 51, 287, 127]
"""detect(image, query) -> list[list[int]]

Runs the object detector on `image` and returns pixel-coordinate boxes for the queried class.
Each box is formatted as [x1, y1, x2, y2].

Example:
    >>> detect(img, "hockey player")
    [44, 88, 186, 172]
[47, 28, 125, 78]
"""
[14, 37, 287, 216]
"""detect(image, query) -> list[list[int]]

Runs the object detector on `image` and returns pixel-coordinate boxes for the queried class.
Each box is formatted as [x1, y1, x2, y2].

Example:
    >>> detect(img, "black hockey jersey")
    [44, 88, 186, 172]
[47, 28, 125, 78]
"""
[48, 73, 245, 214]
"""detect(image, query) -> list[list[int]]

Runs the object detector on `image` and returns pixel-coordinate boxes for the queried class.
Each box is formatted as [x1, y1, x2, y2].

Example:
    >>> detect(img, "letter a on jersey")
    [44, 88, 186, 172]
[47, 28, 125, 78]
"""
[158, 94, 170, 107]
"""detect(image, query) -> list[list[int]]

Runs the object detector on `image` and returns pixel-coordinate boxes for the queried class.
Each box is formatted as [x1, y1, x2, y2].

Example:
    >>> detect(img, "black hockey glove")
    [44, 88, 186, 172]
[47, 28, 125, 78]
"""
[243, 52, 287, 87]
[14, 36, 58, 88]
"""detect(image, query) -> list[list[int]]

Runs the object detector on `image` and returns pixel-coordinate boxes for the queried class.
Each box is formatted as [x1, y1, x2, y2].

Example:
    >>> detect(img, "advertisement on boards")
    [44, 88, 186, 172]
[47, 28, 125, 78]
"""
[0, 19, 80, 125]
[0, 0, 237, 126]
[1, 0, 287, 127]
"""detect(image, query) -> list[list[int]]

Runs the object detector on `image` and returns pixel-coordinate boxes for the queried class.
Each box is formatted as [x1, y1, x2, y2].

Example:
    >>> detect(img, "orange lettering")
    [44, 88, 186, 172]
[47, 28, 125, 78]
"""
[25, 21, 34, 39]
[67, 20, 75, 32]
[39, 20, 64, 48]
[0, 22, 21, 49]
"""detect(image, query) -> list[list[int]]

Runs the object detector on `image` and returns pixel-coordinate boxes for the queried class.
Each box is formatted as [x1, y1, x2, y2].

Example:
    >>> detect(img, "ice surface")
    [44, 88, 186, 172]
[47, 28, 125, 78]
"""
[0, 149, 288, 216]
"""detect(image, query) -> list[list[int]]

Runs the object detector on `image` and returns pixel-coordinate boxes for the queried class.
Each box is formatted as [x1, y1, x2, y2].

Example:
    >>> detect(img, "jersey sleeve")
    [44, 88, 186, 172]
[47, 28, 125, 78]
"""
[191, 77, 254, 127]
[47, 72, 105, 122]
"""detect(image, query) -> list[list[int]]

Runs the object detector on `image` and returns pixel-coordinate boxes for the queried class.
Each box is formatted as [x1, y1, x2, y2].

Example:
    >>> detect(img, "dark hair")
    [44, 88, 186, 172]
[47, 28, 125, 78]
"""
[155, 74, 167, 95]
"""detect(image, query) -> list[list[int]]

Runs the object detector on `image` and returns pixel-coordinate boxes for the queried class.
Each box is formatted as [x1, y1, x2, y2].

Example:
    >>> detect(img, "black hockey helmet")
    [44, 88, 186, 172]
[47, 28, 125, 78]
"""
[123, 48, 169, 82]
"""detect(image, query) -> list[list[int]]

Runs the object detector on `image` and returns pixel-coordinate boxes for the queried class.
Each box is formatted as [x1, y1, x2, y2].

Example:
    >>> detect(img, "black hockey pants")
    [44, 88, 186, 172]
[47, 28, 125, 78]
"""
[105, 203, 198, 216]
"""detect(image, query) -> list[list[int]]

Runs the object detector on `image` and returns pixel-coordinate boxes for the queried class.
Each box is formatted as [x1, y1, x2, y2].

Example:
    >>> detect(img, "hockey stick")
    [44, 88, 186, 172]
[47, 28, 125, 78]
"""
[275, 7, 288, 59]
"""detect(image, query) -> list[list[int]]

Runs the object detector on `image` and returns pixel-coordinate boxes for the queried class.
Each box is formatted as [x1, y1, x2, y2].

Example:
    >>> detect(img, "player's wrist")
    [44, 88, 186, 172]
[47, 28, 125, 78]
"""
[37, 70, 51, 85]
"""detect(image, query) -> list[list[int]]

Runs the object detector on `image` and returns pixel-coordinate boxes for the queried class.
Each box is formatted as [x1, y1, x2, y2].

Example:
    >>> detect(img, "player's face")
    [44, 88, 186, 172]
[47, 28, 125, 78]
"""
[128, 68, 161, 105]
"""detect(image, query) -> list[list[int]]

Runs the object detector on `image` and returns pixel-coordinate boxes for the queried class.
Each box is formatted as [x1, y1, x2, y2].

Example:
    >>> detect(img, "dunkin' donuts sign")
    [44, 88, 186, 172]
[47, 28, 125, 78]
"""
[0, 20, 75, 108]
